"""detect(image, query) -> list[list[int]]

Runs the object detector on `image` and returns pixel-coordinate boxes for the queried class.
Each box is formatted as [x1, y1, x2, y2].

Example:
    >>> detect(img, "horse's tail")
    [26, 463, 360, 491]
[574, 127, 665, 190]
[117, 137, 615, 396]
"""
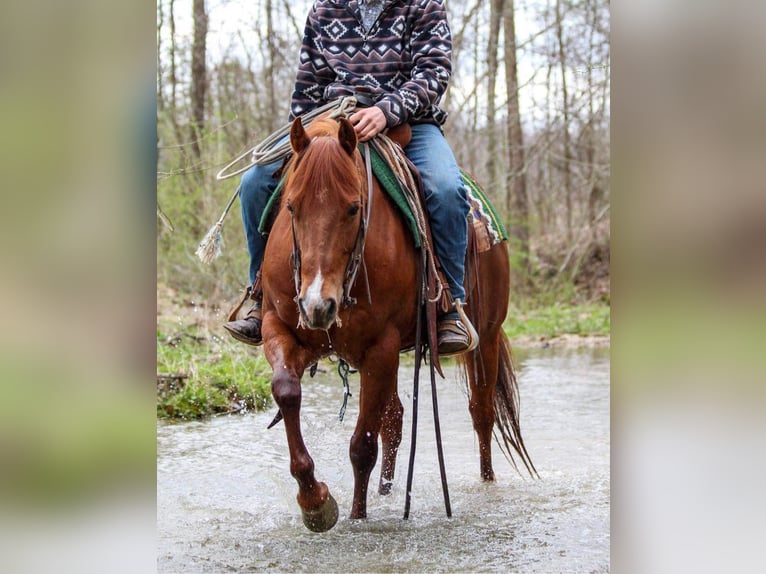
[492, 333, 538, 478]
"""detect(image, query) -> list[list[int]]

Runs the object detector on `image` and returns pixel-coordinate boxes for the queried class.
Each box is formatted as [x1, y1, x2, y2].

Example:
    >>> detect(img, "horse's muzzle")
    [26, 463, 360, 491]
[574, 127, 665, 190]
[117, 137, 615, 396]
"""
[298, 296, 338, 330]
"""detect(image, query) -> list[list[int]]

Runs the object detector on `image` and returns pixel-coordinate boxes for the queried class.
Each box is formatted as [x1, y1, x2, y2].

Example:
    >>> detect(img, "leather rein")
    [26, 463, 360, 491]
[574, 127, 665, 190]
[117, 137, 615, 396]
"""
[289, 141, 374, 313]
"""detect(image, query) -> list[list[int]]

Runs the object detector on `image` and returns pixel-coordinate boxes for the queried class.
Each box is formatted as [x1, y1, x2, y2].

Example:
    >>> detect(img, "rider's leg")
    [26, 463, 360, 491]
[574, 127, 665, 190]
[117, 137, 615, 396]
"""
[224, 159, 282, 346]
[403, 124, 476, 355]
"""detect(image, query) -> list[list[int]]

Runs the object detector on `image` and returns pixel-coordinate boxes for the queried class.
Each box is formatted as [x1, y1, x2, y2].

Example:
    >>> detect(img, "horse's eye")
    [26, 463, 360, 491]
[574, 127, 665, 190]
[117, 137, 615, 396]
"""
[286, 202, 295, 214]
[347, 203, 360, 217]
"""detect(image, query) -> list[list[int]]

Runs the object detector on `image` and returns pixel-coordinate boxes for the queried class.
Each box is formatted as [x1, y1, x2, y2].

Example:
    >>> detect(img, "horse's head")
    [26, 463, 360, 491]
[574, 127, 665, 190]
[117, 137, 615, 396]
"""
[284, 116, 363, 330]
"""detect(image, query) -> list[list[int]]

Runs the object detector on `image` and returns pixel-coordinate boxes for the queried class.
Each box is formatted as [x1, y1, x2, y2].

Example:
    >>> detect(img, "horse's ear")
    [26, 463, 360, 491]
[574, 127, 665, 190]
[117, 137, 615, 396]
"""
[290, 118, 311, 154]
[337, 118, 357, 157]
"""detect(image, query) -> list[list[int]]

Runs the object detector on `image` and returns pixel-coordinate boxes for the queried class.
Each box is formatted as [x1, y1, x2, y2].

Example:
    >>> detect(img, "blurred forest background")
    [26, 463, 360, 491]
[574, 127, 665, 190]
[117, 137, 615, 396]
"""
[156, 0, 610, 310]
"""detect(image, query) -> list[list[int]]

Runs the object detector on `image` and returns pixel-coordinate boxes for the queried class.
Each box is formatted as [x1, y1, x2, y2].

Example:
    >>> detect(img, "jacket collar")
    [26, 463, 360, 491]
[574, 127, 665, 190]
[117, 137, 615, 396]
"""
[327, 0, 401, 9]
[333, 0, 400, 24]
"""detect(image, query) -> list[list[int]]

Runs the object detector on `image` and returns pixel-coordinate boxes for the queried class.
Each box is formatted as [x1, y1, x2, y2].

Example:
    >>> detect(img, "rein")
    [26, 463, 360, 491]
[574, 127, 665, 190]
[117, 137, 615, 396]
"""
[342, 143, 374, 308]
[403, 248, 452, 521]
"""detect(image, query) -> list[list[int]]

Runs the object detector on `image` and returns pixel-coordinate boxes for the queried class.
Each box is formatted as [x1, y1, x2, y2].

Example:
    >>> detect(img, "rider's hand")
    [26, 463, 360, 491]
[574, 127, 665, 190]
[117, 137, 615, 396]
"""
[350, 106, 387, 142]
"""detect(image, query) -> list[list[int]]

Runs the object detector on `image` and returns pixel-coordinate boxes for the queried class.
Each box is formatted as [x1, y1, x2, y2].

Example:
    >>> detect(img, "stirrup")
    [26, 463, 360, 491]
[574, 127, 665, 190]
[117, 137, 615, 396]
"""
[450, 299, 479, 354]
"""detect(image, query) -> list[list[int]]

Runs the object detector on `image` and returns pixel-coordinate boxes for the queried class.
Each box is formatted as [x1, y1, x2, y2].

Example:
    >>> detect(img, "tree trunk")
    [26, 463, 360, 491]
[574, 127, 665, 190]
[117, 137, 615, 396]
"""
[555, 0, 573, 244]
[168, 0, 183, 146]
[585, 0, 605, 245]
[485, 0, 504, 201]
[470, 12, 480, 172]
[190, 0, 208, 161]
[542, 0, 554, 238]
[585, 4, 598, 244]
[503, 0, 530, 278]
[265, 0, 278, 132]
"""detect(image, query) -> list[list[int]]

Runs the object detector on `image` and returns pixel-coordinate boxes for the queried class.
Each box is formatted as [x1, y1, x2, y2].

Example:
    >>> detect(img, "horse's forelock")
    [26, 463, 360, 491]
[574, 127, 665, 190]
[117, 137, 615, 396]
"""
[305, 117, 340, 139]
[286, 127, 360, 207]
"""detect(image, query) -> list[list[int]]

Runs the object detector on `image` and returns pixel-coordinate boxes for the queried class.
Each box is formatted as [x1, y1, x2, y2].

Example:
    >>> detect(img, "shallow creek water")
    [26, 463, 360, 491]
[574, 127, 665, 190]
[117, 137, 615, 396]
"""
[157, 346, 609, 572]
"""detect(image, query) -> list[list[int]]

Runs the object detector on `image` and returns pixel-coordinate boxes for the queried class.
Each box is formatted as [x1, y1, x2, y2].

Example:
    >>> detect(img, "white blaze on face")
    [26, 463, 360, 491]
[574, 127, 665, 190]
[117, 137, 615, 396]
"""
[304, 269, 324, 315]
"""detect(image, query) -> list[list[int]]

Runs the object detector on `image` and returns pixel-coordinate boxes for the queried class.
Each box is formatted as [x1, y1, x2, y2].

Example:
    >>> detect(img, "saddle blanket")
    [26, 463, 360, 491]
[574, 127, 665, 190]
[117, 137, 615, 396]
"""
[259, 146, 508, 252]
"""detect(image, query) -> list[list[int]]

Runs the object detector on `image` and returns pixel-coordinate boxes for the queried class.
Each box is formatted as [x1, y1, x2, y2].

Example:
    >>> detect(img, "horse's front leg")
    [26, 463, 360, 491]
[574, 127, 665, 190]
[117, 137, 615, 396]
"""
[378, 390, 403, 495]
[349, 328, 400, 519]
[262, 315, 338, 532]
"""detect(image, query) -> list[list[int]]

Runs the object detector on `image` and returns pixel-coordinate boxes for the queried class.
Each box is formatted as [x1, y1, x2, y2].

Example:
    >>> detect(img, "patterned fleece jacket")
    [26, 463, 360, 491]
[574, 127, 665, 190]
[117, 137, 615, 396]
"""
[289, 0, 452, 128]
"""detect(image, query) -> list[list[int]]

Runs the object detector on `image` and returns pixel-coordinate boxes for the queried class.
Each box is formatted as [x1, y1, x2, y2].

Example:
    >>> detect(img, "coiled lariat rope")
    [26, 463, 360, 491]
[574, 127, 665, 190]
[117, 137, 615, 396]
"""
[216, 96, 359, 180]
[195, 97, 358, 264]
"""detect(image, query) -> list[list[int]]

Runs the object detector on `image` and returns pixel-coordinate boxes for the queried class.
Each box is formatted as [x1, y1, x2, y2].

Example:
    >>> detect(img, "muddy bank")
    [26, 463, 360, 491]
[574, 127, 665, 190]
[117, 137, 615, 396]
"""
[511, 333, 610, 350]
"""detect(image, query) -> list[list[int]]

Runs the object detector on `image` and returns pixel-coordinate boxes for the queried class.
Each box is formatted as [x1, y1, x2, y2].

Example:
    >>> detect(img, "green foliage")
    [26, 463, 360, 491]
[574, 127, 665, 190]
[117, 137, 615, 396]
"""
[156, 325, 272, 421]
[157, 169, 251, 299]
[505, 302, 610, 339]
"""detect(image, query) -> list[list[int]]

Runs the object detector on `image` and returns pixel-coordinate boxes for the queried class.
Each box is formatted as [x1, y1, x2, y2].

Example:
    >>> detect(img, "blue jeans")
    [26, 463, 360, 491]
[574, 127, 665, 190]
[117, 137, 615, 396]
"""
[239, 123, 469, 302]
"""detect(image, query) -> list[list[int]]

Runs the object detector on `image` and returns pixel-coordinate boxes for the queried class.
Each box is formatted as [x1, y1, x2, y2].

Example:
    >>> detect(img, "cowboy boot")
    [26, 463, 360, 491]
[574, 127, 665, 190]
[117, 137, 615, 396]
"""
[436, 300, 478, 356]
[436, 314, 470, 355]
[223, 282, 263, 346]
[223, 302, 263, 346]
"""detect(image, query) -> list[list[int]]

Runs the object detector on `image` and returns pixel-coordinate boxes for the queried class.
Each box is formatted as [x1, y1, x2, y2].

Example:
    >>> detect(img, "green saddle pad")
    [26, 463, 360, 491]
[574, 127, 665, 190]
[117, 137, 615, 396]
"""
[258, 147, 507, 247]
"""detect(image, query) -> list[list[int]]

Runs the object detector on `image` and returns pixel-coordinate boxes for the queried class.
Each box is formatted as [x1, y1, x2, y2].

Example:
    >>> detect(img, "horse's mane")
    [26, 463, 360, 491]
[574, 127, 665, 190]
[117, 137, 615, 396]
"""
[285, 118, 360, 205]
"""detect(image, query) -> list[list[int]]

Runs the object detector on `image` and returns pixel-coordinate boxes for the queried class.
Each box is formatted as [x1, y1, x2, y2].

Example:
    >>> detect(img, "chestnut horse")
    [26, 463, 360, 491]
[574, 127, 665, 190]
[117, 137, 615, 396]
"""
[260, 115, 534, 532]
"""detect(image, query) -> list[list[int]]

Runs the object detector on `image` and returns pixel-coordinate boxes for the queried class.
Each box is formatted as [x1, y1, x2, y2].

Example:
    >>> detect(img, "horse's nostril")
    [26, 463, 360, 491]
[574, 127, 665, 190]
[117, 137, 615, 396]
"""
[298, 295, 337, 329]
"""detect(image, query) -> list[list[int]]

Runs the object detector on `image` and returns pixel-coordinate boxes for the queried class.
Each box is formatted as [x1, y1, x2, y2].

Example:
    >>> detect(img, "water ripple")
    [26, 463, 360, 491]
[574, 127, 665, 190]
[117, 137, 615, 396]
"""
[158, 347, 609, 573]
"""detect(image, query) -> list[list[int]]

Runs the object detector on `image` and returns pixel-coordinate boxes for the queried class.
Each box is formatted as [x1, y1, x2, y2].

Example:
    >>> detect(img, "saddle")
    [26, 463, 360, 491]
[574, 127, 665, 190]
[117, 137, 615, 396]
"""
[367, 127, 507, 254]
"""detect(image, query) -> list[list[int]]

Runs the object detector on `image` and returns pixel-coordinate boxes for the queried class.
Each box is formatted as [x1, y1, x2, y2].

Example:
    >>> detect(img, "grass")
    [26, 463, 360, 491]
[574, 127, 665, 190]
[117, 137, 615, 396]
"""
[504, 301, 610, 340]
[156, 301, 272, 420]
[155, 285, 609, 420]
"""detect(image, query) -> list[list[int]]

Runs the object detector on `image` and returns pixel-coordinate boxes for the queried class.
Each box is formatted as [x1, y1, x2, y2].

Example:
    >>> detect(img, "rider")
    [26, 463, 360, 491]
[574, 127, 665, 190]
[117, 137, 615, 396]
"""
[224, 0, 476, 355]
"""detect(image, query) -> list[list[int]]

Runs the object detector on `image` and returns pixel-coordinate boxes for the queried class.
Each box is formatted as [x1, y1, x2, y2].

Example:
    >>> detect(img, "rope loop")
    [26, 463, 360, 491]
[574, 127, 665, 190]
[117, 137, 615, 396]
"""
[216, 97, 358, 180]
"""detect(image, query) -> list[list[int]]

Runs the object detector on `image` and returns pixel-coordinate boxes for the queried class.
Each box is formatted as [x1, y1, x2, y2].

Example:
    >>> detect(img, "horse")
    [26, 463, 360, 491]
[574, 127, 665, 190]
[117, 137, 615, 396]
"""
[260, 114, 535, 532]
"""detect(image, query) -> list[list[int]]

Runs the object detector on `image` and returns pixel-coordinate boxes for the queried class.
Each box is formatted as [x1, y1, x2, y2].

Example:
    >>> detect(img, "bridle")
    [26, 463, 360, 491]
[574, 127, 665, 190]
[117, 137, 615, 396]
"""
[288, 139, 374, 319]
[341, 142, 373, 308]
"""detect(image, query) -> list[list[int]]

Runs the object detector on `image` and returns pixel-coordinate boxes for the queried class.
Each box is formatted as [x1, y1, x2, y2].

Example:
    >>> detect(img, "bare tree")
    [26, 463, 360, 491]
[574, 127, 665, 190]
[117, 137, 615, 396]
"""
[555, 0, 573, 244]
[265, 0, 278, 132]
[485, 0, 504, 200]
[190, 0, 208, 161]
[503, 0, 530, 276]
[167, 0, 183, 145]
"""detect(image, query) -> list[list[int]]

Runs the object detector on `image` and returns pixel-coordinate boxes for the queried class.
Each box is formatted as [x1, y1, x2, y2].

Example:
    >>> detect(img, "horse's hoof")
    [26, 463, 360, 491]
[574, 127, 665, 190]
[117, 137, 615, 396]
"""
[378, 480, 393, 496]
[301, 494, 339, 532]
